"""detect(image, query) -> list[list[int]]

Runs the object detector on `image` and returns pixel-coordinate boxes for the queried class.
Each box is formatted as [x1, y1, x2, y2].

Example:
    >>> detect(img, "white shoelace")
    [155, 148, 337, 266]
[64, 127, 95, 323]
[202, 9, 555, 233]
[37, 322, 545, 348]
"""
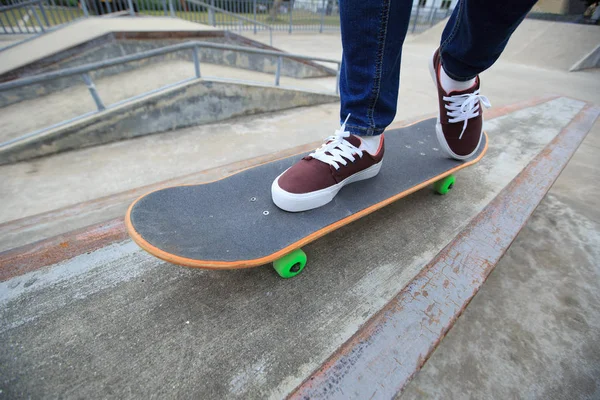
[310, 114, 363, 170]
[443, 90, 491, 139]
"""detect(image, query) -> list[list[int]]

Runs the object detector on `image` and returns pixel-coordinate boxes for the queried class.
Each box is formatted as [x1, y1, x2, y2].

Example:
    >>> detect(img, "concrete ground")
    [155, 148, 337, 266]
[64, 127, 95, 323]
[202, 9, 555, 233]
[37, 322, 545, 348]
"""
[1, 18, 600, 399]
[1, 98, 589, 399]
[401, 120, 600, 400]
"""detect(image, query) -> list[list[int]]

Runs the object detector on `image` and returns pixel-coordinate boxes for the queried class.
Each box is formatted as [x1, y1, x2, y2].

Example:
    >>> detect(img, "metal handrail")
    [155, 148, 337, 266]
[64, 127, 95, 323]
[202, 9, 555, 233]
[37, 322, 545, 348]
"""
[0, 0, 42, 12]
[186, 0, 274, 46]
[0, 40, 340, 148]
[0, 40, 340, 92]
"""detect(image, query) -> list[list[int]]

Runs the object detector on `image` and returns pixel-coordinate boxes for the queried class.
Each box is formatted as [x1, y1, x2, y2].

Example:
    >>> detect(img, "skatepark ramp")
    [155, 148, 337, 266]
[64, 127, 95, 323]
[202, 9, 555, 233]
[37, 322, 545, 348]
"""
[0, 38, 340, 165]
[409, 18, 600, 72]
[1, 96, 598, 398]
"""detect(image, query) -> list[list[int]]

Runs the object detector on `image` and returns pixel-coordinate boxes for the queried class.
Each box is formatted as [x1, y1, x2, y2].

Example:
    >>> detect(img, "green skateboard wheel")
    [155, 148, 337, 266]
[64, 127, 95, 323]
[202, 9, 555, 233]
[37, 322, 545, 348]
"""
[434, 174, 456, 195]
[273, 249, 307, 278]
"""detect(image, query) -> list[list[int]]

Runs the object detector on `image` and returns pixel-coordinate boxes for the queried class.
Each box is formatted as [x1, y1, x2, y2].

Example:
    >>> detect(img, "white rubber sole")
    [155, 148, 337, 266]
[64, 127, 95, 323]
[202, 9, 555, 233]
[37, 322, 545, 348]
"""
[428, 49, 483, 161]
[271, 161, 383, 212]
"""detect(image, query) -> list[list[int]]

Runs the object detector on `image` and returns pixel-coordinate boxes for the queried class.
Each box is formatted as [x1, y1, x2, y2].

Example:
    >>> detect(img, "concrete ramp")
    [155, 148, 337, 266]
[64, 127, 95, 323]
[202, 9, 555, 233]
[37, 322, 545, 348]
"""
[0, 18, 340, 165]
[1, 97, 598, 398]
[0, 17, 217, 76]
[409, 18, 600, 72]
[0, 78, 338, 165]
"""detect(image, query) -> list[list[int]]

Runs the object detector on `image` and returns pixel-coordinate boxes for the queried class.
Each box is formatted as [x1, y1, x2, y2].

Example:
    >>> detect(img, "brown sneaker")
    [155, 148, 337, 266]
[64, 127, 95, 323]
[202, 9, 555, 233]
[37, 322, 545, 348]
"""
[429, 48, 491, 160]
[271, 121, 384, 212]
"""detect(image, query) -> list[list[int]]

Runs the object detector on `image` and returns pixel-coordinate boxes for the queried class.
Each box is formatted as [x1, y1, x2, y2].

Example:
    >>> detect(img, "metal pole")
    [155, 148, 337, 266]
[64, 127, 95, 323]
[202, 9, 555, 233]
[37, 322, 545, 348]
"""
[411, 5, 420, 33]
[253, 0, 256, 34]
[9, 9, 23, 34]
[274, 56, 282, 86]
[192, 46, 201, 78]
[208, 0, 215, 25]
[168, 0, 174, 16]
[38, 2, 51, 26]
[51, 0, 65, 25]
[127, 0, 135, 15]
[30, 5, 45, 31]
[288, 1, 292, 34]
[0, 17, 8, 34]
[162, 0, 167, 15]
[80, 0, 89, 17]
[269, 28, 272, 46]
[319, 0, 325, 33]
[81, 73, 105, 111]
[46, 0, 58, 25]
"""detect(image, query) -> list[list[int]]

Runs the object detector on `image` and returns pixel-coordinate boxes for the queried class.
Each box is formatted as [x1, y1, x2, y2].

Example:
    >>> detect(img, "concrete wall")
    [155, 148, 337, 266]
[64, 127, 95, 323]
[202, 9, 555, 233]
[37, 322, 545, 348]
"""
[0, 79, 338, 165]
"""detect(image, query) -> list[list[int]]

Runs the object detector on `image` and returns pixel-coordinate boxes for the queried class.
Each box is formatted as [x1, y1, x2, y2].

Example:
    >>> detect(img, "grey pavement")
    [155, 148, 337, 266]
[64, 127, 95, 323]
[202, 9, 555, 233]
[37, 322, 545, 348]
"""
[0, 98, 588, 398]
[400, 120, 600, 400]
[1, 17, 600, 400]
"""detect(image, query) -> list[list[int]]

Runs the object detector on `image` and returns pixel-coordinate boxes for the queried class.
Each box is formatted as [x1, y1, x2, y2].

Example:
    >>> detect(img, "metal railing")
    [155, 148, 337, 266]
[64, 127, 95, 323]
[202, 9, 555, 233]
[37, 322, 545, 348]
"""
[1, 0, 454, 37]
[0, 0, 86, 35]
[0, 40, 340, 147]
[181, 0, 274, 46]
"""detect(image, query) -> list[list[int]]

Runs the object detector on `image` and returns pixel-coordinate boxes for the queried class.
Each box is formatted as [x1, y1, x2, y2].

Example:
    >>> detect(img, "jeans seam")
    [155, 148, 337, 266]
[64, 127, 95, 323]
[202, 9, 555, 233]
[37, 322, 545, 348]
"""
[345, 124, 385, 135]
[366, 0, 391, 131]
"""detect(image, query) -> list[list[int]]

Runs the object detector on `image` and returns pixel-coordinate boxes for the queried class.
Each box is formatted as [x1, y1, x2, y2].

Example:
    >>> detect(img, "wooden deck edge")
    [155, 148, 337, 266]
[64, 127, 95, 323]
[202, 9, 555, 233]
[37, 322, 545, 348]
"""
[0, 94, 566, 281]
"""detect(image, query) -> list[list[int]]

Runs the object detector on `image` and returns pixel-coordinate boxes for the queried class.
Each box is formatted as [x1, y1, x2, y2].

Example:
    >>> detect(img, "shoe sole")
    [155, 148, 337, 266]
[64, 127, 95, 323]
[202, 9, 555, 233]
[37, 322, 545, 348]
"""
[428, 49, 483, 161]
[271, 161, 383, 212]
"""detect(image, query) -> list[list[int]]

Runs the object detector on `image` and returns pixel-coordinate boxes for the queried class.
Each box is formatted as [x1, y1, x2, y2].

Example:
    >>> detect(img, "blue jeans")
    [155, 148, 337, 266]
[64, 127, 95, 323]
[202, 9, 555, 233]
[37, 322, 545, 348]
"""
[339, 0, 537, 136]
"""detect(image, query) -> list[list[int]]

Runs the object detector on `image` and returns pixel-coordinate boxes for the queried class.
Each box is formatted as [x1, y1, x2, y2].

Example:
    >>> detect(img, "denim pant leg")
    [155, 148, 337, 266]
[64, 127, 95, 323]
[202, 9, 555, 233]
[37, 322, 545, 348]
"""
[440, 0, 537, 81]
[339, 0, 413, 136]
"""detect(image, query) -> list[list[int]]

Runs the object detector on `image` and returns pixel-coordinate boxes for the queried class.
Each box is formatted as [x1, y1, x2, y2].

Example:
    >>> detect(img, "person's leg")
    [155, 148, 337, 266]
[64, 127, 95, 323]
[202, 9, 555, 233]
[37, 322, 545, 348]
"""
[440, 0, 538, 81]
[339, 0, 413, 137]
[429, 0, 536, 160]
[272, 0, 414, 212]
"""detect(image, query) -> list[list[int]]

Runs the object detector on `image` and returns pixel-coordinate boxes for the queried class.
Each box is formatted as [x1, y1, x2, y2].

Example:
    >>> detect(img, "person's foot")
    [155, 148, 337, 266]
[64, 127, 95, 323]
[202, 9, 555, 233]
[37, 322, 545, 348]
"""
[271, 117, 384, 212]
[429, 48, 491, 160]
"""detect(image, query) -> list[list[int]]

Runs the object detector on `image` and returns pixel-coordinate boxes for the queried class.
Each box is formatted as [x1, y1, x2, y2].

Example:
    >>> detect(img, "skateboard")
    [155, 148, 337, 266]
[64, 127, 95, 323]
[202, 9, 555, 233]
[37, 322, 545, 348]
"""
[125, 118, 487, 278]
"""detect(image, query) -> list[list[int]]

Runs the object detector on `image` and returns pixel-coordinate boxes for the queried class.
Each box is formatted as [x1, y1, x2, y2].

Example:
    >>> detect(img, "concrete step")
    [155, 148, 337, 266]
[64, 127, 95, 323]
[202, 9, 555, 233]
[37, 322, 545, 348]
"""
[1, 97, 597, 399]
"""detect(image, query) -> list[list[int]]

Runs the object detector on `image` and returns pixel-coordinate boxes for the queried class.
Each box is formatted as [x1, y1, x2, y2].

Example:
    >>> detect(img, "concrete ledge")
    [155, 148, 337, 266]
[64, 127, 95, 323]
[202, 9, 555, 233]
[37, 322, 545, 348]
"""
[0, 95, 560, 273]
[0, 96, 595, 398]
[0, 79, 338, 165]
[289, 104, 600, 399]
[0, 141, 321, 273]
[0, 218, 127, 282]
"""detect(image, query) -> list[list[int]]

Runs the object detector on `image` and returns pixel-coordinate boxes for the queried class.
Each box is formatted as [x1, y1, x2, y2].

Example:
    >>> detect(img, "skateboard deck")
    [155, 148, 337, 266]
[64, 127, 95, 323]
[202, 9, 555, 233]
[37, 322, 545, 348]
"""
[126, 118, 487, 278]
